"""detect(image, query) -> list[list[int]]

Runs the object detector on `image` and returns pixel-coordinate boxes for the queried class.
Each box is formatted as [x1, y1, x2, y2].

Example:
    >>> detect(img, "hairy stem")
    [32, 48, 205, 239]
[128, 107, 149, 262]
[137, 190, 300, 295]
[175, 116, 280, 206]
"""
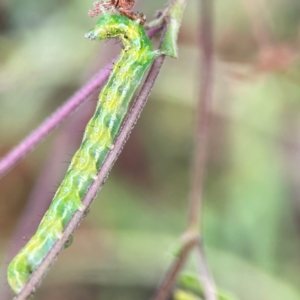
[0, 27, 161, 180]
[13, 22, 167, 300]
[0, 97, 98, 300]
[0, 69, 109, 179]
[146, 0, 187, 58]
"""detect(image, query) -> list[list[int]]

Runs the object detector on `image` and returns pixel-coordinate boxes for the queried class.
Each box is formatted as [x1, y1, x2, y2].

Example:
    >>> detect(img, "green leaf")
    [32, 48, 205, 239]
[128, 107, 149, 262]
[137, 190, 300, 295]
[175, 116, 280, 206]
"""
[161, 0, 187, 58]
[174, 289, 203, 300]
[177, 272, 239, 300]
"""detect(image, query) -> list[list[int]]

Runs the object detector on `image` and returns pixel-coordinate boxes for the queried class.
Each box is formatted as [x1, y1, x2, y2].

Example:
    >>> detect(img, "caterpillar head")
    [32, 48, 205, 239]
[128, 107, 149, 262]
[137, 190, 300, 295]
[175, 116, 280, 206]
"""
[85, 14, 137, 42]
[85, 15, 121, 41]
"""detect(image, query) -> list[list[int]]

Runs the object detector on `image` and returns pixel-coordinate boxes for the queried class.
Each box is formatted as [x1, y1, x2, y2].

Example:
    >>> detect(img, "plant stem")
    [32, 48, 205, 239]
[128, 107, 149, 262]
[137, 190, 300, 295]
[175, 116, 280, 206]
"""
[146, 0, 187, 58]
[195, 240, 217, 300]
[187, 0, 214, 232]
[151, 0, 217, 299]
[13, 23, 167, 300]
[0, 68, 109, 179]
[0, 27, 161, 180]
[188, 0, 217, 299]
[152, 233, 198, 300]
[0, 97, 98, 300]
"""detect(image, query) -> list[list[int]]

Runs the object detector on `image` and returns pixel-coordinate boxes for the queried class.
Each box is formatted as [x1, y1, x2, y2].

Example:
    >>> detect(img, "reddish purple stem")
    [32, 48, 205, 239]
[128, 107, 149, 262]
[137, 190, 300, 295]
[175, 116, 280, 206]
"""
[0, 27, 161, 179]
[0, 68, 111, 178]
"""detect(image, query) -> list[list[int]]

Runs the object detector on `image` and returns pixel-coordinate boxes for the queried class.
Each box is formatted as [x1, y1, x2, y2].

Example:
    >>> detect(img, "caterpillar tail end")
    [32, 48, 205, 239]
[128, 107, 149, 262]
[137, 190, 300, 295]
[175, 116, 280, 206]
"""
[7, 260, 28, 295]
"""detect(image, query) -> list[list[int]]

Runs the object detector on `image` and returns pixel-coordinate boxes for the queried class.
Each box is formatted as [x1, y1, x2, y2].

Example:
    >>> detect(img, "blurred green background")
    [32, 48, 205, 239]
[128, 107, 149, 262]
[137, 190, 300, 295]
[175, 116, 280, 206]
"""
[1, 0, 300, 299]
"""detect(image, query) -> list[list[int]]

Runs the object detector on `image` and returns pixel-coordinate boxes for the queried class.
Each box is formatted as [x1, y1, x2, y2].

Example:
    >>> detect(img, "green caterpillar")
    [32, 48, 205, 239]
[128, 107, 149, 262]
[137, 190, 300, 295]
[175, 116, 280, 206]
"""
[7, 13, 158, 294]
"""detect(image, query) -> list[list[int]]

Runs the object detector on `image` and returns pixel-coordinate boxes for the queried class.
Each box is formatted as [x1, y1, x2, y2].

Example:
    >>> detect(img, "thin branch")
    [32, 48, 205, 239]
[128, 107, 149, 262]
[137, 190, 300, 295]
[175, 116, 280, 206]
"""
[146, 0, 180, 29]
[189, 0, 217, 299]
[13, 23, 167, 300]
[0, 69, 109, 179]
[0, 27, 161, 180]
[195, 240, 217, 300]
[187, 0, 214, 232]
[0, 98, 98, 300]
[152, 233, 198, 300]
[151, 0, 216, 299]
[146, 0, 187, 58]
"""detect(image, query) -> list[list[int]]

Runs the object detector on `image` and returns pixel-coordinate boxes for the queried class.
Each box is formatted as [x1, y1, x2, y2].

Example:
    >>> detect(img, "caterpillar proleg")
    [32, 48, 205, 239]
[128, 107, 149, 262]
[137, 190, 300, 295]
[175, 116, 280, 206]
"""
[7, 13, 158, 294]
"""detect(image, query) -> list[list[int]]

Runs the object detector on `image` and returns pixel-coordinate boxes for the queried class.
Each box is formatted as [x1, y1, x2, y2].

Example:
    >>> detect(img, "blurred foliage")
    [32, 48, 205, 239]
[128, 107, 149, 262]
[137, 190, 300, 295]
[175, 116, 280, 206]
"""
[175, 272, 239, 300]
[1, 0, 300, 299]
